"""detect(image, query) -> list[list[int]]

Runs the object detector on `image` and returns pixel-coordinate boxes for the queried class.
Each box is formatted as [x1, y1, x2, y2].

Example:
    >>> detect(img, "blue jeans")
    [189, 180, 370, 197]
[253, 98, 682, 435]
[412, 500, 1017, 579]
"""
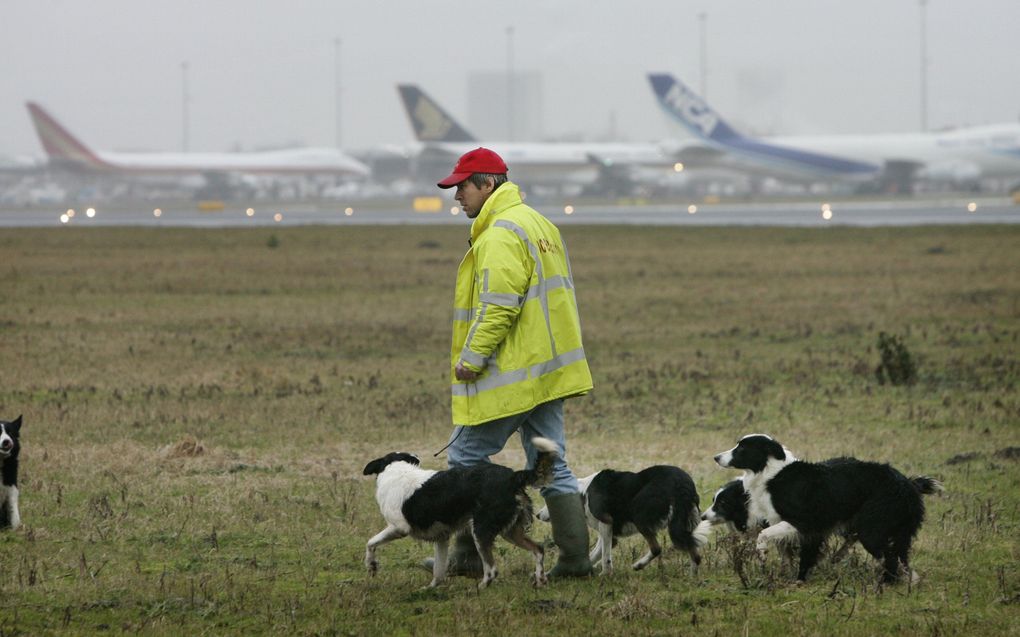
[446, 399, 579, 497]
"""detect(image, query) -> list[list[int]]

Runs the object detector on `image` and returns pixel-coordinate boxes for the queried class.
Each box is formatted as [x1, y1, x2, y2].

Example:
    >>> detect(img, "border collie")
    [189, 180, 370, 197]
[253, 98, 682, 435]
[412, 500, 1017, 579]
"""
[701, 475, 855, 563]
[714, 434, 943, 582]
[538, 466, 709, 575]
[0, 415, 23, 530]
[701, 478, 754, 533]
[362, 437, 558, 589]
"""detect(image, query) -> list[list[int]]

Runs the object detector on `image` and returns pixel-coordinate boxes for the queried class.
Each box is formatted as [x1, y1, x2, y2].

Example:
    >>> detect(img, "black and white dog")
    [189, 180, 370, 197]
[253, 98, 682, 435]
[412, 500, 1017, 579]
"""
[539, 466, 709, 575]
[701, 478, 754, 533]
[702, 470, 943, 555]
[363, 437, 558, 589]
[714, 434, 942, 583]
[0, 415, 23, 530]
[701, 474, 855, 563]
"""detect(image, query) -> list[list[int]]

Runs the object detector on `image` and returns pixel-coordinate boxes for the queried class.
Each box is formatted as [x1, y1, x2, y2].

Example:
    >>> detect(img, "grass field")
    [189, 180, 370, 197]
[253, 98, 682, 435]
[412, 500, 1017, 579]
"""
[1, 223, 1018, 636]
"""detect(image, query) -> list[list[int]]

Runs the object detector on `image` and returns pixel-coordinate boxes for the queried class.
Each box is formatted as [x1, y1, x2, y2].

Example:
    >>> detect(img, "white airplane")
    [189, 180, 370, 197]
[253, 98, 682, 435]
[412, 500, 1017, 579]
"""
[648, 73, 1020, 192]
[0, 153, 44, 174]
[397, 84, 678, 192]
[26, 102, 369, 179]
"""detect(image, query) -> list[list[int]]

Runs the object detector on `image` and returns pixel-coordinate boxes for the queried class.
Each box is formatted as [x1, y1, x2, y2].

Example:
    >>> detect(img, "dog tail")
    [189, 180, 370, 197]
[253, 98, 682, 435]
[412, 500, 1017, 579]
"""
[669, 501, 710, 551]
[911, 476, 945, 496]
[513, 437, 560, 490]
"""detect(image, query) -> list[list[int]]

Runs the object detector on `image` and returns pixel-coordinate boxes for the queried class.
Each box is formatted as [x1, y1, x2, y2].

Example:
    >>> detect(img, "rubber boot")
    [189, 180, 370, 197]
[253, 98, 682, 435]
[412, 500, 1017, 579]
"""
[422, 530, 482, 577]
[544, 493, 593, 578]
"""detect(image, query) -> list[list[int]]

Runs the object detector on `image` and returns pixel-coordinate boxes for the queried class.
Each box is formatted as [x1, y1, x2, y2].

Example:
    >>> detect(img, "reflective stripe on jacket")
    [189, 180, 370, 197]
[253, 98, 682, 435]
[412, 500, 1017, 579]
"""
[451, 181, 593, 425]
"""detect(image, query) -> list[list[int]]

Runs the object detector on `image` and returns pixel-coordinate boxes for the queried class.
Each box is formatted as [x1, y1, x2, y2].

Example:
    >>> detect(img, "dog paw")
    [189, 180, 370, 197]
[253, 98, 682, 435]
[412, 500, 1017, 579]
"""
[533, 572, 548, 588]
[365, 560, 379, 575]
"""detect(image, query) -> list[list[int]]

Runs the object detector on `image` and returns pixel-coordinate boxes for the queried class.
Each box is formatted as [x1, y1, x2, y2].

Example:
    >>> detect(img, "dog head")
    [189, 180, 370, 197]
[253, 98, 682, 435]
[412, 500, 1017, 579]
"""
[701, 479, 750, 532]
[714, 434, 789, 473]
[0, 415, 22, 460]
[362, 452, 420, 476]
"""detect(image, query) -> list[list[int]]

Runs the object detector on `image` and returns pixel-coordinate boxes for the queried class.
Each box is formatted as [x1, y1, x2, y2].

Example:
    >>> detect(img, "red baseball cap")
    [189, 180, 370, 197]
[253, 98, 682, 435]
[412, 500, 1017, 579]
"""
[437, 147, 508, 188]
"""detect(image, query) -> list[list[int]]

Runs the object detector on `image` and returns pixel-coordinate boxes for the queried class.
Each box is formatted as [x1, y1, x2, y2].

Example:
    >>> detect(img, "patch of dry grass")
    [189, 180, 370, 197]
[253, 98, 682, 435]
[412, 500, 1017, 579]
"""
[0, 224, 1018, 635]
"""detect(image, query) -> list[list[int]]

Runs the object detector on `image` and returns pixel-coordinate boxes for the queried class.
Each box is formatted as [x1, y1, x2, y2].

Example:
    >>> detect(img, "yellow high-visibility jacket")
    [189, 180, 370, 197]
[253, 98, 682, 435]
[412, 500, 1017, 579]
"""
[451, 181, 593, 425]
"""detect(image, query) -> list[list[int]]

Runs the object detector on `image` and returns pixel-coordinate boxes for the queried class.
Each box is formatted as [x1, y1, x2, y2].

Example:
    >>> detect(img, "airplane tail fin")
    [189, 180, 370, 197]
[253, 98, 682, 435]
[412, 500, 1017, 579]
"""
[647, 73, 741, 143]
[397, 84, 476, 143]
[26, 102, 109, 169]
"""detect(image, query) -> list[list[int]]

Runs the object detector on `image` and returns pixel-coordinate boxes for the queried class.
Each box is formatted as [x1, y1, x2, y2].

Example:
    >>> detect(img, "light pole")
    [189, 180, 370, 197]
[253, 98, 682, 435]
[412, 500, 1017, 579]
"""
[919, 0, 928, 131]
[506, 26, 515, 141]
[698, 12, 707, 99]
[181, 61, 190, 152]
[334, 37, 343, 148]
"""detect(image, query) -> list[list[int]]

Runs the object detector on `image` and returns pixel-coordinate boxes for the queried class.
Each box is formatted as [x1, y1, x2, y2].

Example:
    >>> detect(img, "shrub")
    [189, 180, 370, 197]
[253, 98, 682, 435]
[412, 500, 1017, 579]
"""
[875, 331, 917, 386]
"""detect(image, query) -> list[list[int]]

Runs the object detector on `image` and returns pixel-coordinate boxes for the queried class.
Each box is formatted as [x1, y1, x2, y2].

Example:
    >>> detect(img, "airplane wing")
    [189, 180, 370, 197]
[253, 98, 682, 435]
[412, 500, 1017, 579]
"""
[658, 141, 730, 166]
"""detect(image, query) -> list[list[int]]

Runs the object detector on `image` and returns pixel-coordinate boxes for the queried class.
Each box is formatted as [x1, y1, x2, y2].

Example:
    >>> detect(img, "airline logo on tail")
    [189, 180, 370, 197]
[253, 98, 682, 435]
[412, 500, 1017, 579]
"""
[648, 74, 738, 143]
[413, 94, 454, 141]
[397, 85, 476, 143]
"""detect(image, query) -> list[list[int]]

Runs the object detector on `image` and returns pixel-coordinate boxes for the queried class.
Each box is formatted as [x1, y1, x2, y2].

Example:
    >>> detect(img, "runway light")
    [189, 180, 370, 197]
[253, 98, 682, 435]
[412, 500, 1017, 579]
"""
[564, 205, 575, 215]
[153, 208, 162, 217]
[688, 204, 697, 214]
[273, 213, 283, 222]
[822, 209, 833, 220]
[674, 162, 685, 172]
[450, 207, 460, 215]
[66, 208, 76, 218]
[60, 213, 70, 224]
[246, 208, 255, 217]
[86, 207, 96, 218]
[967, 202, 977, 212]
[344, 207, 354, 216]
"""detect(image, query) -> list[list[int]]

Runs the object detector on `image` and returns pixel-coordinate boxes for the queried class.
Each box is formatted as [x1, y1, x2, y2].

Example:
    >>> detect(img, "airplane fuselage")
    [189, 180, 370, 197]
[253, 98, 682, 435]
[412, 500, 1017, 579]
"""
[760, 124, 1020, 180]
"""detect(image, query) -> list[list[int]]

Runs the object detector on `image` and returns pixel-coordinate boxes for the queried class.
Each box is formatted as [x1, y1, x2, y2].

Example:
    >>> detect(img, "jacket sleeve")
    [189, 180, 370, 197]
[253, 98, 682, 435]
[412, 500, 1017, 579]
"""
[459, 227, 532, 371]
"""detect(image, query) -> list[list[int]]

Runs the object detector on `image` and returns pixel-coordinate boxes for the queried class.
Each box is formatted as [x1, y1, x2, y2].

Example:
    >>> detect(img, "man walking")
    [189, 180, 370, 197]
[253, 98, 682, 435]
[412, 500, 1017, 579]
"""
[432, 147, 594, 578]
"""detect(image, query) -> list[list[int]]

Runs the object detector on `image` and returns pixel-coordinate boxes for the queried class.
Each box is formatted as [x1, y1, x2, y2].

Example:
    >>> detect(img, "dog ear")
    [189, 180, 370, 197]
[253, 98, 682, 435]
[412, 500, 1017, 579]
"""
[585, 474, 613, 525]
[363, 458, 385, 476]
[733, 502, 749, 532]
[399, 453, 421, 466]
[364, 452, 420, 475]
[7, 415, 21, 435]
[768, 438, 786, 461]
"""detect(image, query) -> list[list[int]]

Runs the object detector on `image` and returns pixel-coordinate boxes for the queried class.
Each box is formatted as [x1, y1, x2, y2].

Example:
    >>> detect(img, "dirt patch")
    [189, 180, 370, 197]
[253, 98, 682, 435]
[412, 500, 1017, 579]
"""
[945, 451, 982, 465]
[161, 435, 205, 458]
[993, 447, 1020, 460]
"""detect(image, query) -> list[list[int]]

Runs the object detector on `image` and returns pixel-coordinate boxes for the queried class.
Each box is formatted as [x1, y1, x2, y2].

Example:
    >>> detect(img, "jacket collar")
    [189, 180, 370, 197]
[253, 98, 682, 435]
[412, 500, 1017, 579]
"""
[470, 181, 522, 244]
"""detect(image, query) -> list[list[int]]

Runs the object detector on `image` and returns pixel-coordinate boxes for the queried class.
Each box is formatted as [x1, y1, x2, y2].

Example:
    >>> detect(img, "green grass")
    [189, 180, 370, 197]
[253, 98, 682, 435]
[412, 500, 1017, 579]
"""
[1, 224, 1018, 635]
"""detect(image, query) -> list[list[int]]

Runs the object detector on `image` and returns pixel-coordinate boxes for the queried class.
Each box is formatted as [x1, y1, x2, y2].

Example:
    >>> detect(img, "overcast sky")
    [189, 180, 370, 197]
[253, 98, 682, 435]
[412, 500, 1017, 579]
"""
[3, 0, 1019, 158]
